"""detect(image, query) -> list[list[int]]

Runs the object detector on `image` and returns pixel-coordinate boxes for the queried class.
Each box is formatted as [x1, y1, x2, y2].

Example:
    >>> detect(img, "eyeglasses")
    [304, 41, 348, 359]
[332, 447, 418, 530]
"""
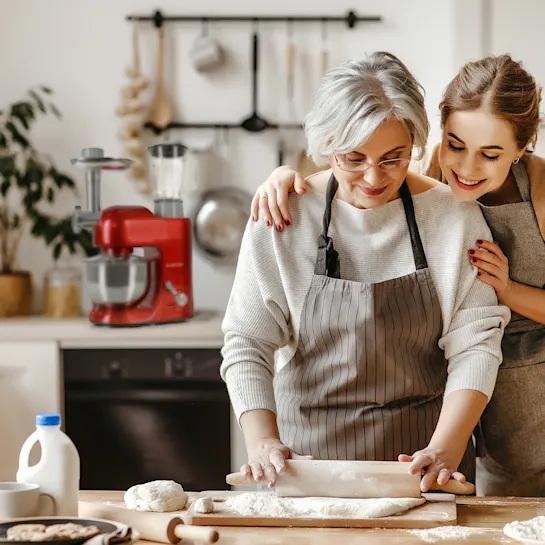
[334, 154, 411, 173]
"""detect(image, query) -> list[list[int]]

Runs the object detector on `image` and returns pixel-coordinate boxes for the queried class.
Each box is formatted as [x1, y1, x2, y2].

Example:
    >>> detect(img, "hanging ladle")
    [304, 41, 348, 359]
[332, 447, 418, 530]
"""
[241, 31, 270, 132]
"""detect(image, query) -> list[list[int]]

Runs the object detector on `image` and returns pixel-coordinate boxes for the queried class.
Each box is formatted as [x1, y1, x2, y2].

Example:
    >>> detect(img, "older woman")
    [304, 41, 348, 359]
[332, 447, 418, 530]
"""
[221, 52, 509, 491]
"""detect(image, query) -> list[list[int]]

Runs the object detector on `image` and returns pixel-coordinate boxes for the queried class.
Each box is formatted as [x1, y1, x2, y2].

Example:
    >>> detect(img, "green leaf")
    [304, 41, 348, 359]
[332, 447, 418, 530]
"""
[53, 241, 62, 260]
[40, 86, 52, 94]
[49, 103, 61, 119]
[11, 214, 20, 229]
[6, 121, 29, 148]
[0, 132, 7, 149]
[28, 90, 46, 113]
[0, 179, 10, 196]
[0, 155, 15, 177]
[46, 187, 54, 202]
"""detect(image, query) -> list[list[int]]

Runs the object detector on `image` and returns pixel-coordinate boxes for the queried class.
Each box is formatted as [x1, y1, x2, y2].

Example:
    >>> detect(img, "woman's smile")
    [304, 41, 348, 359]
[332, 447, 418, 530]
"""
[451, 170, 488, 191]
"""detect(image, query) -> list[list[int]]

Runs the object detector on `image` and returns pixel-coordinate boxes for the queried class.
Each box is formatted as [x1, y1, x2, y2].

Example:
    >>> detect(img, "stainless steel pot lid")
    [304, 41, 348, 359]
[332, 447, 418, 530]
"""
[193, 187, 252, 264]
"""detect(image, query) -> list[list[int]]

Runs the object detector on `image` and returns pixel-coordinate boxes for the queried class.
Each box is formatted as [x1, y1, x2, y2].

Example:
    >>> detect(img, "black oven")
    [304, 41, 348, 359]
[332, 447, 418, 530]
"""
[63, 348, 230, 491]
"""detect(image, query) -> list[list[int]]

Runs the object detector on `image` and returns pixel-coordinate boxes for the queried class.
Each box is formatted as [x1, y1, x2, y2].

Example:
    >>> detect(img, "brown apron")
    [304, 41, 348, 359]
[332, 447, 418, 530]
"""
[274, 174, 475, 478]
[477, 162, 545, 496]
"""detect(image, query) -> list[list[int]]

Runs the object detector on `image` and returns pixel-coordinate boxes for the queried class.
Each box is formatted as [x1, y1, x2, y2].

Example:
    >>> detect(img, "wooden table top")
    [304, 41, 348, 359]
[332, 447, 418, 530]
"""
[80, 491, 545, 544]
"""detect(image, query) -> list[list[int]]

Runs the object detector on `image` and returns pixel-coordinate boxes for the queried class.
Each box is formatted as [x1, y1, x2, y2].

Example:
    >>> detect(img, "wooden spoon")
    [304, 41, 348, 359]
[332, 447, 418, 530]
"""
[149, 27, 173, 129]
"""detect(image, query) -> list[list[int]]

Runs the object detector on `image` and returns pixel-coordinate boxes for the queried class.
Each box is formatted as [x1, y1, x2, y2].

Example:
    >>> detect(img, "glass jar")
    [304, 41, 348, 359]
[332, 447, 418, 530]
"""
[43, 267, 82, 318]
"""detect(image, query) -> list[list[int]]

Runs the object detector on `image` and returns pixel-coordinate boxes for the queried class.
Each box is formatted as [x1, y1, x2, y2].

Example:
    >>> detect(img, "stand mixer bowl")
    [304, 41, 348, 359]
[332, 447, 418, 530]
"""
[84, 254, 153, 305]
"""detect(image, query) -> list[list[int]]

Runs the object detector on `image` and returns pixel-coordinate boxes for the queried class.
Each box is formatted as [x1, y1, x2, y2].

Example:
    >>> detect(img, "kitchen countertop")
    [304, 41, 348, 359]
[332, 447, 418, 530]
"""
[0, 310, 223, 348]
[80, 491, 545, 544]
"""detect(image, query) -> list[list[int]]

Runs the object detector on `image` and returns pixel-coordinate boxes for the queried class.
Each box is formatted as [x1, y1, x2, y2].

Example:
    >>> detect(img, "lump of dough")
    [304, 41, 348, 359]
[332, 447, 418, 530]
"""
[124, 480, 187, 512]
[194, 496, 215, 514]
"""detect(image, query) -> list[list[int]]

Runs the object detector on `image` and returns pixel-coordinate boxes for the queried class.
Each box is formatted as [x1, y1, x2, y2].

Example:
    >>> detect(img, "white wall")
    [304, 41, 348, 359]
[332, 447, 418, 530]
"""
[0, 0, 467, 314]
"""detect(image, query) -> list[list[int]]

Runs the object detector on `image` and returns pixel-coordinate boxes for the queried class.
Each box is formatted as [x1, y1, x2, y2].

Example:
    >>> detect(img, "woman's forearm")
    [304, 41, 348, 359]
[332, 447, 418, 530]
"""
[240, 409, 280, 450]
[501, 280, 545, 324]
[429, 389, 488, 459]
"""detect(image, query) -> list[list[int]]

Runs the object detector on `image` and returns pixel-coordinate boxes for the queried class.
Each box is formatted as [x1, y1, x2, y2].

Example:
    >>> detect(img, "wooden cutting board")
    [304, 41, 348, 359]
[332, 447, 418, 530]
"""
[81, 491, 456, 530]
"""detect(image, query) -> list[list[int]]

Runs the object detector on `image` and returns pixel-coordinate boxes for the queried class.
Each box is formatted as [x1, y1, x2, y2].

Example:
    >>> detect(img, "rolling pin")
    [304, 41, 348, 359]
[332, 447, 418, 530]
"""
[78, 500, 219, 544]
[226, 459, 476, 497]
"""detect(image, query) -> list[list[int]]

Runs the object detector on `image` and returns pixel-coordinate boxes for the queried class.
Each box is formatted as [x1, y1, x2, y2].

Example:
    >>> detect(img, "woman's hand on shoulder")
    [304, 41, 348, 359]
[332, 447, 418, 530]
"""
[241, 437, 312, 485]
[468, 239, 513, 302]
[251, 166, 308, 230]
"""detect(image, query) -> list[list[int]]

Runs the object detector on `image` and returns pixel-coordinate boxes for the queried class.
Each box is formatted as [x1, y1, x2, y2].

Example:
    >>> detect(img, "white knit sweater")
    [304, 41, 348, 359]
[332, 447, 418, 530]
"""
[221, 176, 510, 422]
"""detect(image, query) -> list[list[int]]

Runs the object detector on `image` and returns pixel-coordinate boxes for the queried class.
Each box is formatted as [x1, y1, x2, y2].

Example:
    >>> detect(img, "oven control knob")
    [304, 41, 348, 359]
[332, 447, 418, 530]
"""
[107, 360, 122, 378]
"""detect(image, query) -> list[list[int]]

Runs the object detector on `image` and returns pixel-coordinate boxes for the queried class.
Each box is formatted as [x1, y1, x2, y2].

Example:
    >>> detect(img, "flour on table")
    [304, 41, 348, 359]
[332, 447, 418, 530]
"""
[409, 526, 499, 542]
[223, 492, 425, 519]
[504, 516, 545, 543]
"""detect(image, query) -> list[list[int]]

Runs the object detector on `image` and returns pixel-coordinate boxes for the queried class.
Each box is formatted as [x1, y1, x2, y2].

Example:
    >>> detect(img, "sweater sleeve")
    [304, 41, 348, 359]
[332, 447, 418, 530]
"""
[220, 220, 291, 422]
[437, 204, 510, 400]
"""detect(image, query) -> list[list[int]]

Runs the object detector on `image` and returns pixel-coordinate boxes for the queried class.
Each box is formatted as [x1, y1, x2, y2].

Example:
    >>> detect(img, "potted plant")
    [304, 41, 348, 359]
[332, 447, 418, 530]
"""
[0, 87, 95, 317]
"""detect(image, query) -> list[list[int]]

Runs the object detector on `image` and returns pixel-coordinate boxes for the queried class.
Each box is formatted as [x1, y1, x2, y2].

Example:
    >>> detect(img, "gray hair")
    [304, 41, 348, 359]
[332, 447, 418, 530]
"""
[305, 51, 429, 165]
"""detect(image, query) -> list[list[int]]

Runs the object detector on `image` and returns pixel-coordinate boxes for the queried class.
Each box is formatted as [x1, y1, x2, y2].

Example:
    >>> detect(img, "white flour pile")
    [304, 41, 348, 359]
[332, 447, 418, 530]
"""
[223, 492, 425, 519]
[409, 526, 499, 542]
[504, 516, 545, 542]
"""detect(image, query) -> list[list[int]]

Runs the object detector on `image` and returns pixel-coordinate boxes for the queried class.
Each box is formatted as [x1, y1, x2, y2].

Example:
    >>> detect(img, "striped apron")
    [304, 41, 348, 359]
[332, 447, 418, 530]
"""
[274, 174, 475, 478]
[477, 162, 545, 496]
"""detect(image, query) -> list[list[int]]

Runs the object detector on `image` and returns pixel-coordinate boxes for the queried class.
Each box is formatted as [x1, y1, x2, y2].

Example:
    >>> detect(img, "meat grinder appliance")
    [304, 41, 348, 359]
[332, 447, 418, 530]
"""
[72, 145, 194, 326]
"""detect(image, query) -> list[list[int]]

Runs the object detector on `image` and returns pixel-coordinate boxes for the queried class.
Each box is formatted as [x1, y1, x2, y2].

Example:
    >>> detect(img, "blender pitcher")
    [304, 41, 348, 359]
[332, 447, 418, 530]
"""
[149, 142, 195, 218]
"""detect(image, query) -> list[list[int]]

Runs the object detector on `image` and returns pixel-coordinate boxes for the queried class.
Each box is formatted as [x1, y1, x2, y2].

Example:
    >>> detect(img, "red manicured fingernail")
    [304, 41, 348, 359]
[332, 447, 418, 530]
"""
[471, 257, 477, 263]
[468, 249, 475, 255]
[276, 224, 283, 232]
[266, 220, 271, 227]
[477, 239, 483, 244]
[285, 219, 291, 225]
[477, 271, 481, 276]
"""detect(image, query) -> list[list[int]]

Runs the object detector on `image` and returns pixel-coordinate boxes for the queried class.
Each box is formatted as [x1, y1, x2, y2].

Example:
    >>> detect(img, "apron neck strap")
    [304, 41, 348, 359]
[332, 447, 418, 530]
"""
[315, 174, 341, 278]
[399, 181, 428, 270]
[315, 175, 428, 277]
[511, 162, 531, 202]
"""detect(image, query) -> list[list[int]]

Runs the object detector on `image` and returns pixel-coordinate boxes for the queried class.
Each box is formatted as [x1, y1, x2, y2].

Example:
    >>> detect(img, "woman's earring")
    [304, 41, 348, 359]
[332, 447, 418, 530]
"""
[513, 157, 520, 164]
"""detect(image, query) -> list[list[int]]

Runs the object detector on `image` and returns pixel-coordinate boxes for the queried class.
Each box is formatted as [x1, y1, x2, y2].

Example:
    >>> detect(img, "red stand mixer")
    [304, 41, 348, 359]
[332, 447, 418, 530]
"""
[72, 144, 193, 326]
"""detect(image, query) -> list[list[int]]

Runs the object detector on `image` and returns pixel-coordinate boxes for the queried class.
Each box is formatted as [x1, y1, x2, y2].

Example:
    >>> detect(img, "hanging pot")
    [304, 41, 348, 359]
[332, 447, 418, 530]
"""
[193, 187, 252, 264]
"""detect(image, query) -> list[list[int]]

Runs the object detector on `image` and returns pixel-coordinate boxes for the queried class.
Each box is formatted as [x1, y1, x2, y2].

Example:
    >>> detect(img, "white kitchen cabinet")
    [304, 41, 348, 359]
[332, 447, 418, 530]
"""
[0, 342, 62, 480]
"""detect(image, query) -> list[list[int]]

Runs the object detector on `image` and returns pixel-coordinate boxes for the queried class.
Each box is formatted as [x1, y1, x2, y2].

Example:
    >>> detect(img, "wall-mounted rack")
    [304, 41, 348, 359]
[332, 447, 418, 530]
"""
[145, 121, 302, 134]
[126, 10, 382, 29]
[127, 10, 383, 133]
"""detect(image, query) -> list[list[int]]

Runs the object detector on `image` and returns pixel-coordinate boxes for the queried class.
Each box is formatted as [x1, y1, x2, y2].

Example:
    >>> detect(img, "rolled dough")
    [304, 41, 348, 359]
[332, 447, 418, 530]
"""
[223, 492, 425, 519]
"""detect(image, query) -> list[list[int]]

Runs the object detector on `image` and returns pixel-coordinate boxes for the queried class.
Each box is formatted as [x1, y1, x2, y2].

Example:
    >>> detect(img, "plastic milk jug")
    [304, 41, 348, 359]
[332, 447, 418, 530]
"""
[16, 413, 80, 516]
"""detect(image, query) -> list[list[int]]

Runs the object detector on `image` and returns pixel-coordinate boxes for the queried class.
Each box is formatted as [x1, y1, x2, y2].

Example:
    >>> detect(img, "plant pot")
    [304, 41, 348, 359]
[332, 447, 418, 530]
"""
[0, 271, 32, 317]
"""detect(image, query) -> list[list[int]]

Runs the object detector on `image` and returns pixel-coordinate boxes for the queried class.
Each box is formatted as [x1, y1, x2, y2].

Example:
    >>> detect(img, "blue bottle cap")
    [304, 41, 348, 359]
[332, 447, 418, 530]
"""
[36, 413, 61, 426]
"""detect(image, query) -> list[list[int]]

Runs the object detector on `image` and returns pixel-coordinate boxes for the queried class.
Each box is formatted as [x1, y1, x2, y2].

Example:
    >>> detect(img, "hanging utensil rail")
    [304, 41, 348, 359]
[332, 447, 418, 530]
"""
[126, 10, 382, 29]
[129, 9, 383, 133]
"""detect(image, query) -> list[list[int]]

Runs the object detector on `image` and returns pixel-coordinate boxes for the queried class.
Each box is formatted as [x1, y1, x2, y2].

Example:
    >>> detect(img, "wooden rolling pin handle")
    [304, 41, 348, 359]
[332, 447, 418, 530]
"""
[431, 479, 476, 495]
[226, 471, 251, 486]
[168, 517, 219, 543]
[173, 524, 219, 544]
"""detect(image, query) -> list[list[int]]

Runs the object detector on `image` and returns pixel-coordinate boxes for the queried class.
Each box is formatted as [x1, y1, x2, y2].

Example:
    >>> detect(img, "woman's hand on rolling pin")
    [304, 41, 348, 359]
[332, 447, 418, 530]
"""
[250, 166, 307, 229]
[398, 446, 466, 492]
[242, 438, 312, 486]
